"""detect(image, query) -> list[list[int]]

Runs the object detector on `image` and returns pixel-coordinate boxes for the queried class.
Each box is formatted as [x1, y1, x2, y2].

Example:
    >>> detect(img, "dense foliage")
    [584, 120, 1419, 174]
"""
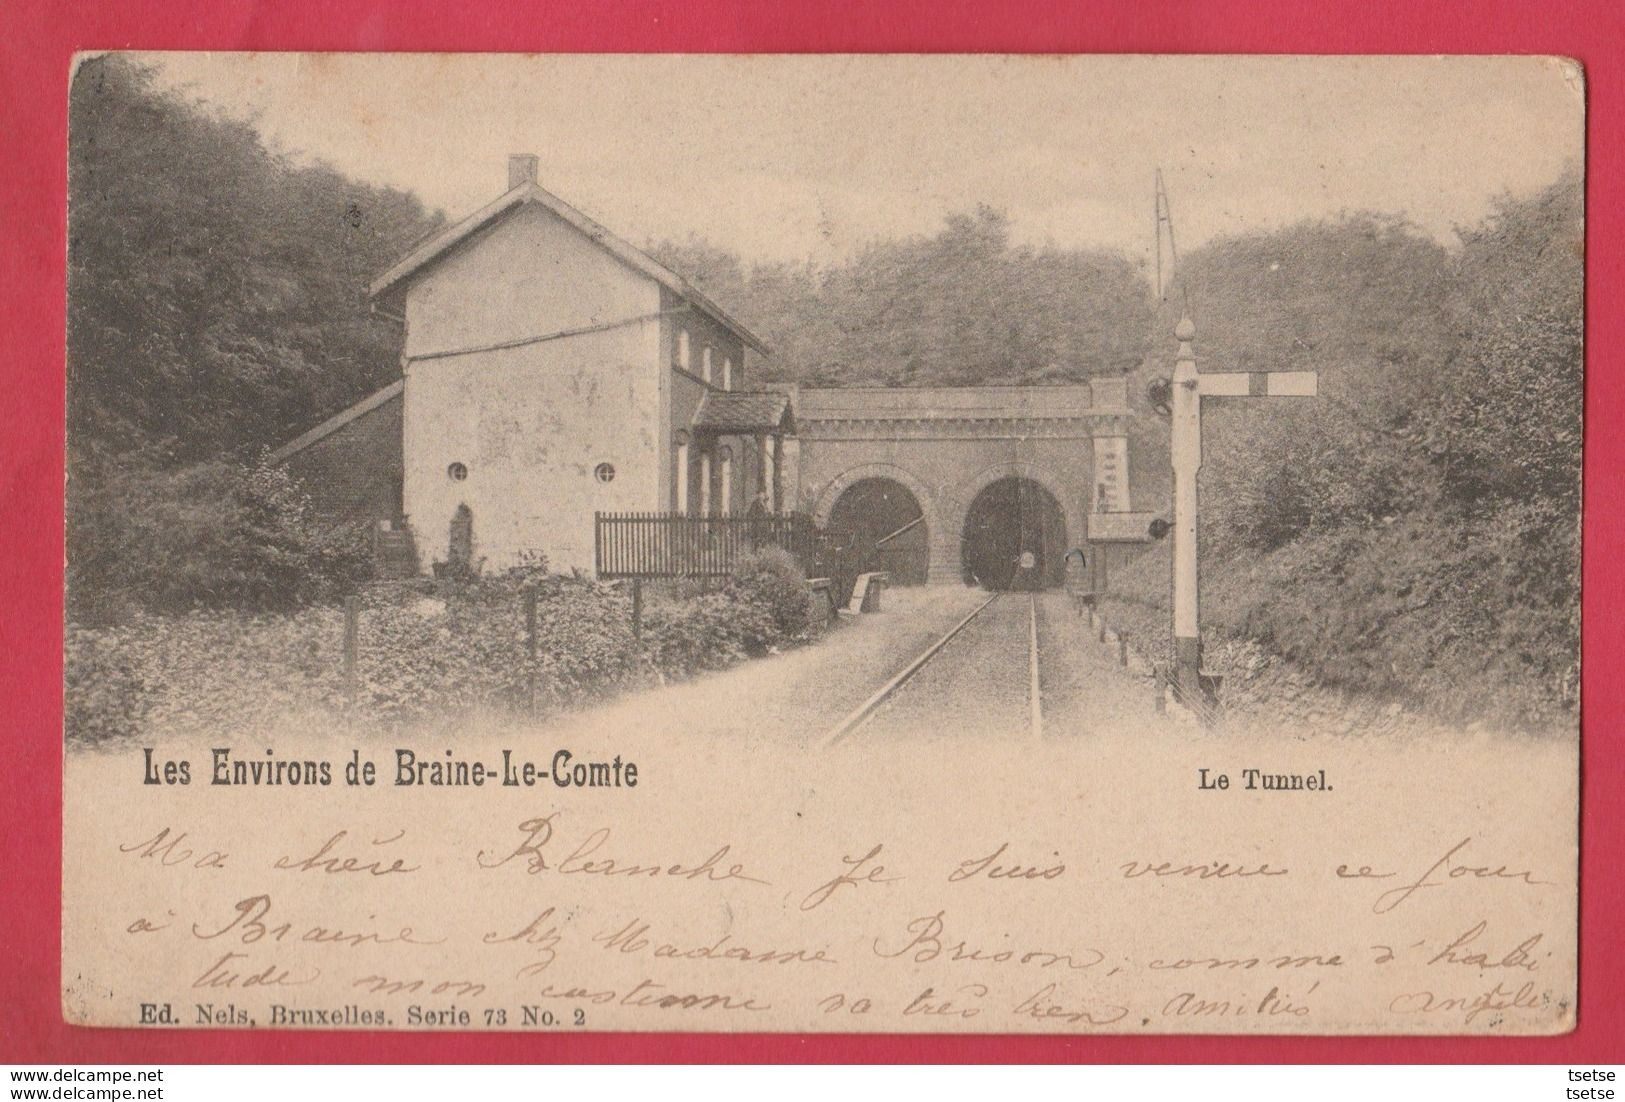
[68, 55, 441, 468]
[643, 549, 824, 678]
[649, 206, 1152, 386]
[67, 55, 440, 616]
[726, 547, 825, 646]
[68, 457, 374, 623]
[1105, 170, 1583, 729]
[65, 551, 826, 744]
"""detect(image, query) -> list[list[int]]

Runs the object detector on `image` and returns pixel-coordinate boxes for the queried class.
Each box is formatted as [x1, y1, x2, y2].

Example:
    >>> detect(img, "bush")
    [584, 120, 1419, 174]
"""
[309, 519, 377, 597]
[352, 590, 525, 721]
[726, 547, 822, 651]
[67, 456, 374, 619]
[63, 551, 831, 743]
[64, 624, 152, 744]
[529, 576, 643, 703]
[353, 573, 641, 721]
[1104, 508, 1577, 730]
[643, 591, 758, 678]
[64, 607, 350, 744]
[640, 550, 819, 678]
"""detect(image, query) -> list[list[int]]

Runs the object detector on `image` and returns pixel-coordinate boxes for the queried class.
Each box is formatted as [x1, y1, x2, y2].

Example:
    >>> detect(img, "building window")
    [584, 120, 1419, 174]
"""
[673, 431, 691, 515]
[447, 462, 469, 481]
[594, 462, 616, 483]
[701, 346, 712, 383]
[718, 445, 733, 515]
[722, 357, 733, 390]
[677, 329, 691, 371]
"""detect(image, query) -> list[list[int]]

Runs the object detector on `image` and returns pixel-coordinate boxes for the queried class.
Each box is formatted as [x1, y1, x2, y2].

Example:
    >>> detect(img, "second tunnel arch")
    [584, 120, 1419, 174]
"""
[942, 461, 1086, 591]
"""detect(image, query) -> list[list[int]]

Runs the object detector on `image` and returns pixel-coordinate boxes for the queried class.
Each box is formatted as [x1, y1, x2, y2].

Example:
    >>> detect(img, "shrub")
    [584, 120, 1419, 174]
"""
[64, 624, 152, 744]
[1104, 509, 1577, 731]
[63, 555, 831, 742]
[309, 519, 377, 597]
[505, 549, 551, 586]
[346, 573, 633, 721]
[68, 456, 374, 618]
[65, 607, 350, 744]
[529, 576, 643, 704]
[727, 547, 822, 650]
[643, 591, 758, 678]
[352, 591, 524, 721]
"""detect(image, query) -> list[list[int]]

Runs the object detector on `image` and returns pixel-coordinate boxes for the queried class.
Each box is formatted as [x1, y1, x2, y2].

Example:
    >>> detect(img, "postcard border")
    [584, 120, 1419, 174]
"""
[2, 0, 1619, 1064]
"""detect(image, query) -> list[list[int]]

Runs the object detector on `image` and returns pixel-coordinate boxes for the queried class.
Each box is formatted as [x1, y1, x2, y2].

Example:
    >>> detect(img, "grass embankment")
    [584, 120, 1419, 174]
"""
[1099, 527, 1578, 737]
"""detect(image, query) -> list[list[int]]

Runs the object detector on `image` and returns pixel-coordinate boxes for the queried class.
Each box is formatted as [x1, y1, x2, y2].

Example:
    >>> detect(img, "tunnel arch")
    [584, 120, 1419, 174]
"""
[811, 463, 937, 528]
[812, 464, 939, 586]
[959, 478, 1068, 590]
[826, 477, 930, 585]
[947, 462, 1083, 591]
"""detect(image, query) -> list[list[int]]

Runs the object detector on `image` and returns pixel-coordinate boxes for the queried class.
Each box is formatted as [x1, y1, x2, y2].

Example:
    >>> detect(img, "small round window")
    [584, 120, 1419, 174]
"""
[594, 462, 616, 483]
[447, 462, 468, 481]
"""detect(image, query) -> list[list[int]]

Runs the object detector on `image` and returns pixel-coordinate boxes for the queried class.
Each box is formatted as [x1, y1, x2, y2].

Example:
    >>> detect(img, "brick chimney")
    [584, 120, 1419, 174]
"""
[508, 153, 539, 190]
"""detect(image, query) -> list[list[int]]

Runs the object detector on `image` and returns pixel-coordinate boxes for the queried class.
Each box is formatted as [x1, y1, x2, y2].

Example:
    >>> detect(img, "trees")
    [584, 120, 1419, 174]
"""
[68, 458, 374, 622]
[1421, 167, 1583, 523]
[66, 55, 442, 616]
[67, 54, 441, 469]
[650, 206, 1152, 389]
[1114, 172, 1583, 726]
[1160, 213, 1458, 549]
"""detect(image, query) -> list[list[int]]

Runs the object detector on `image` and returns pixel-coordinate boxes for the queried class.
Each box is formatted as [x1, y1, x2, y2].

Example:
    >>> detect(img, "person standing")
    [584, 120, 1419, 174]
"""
[746, 489, 770, 550]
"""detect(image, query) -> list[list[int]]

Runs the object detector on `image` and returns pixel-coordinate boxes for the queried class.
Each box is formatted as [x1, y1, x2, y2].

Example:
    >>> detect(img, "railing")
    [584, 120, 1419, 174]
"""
[595, 511, 824, 579]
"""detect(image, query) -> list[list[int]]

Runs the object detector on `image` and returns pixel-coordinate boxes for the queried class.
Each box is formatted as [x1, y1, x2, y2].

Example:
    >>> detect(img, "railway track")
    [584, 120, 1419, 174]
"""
[822, 591, 1046, 744]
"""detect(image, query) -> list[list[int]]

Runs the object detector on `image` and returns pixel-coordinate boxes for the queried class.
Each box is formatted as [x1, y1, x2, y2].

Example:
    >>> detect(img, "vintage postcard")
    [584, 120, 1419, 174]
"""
[61, 53, 1582, 1035]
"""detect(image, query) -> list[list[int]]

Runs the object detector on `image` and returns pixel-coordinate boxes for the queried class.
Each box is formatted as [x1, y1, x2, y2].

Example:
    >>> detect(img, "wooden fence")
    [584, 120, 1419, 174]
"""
[595, 511, 824, 579]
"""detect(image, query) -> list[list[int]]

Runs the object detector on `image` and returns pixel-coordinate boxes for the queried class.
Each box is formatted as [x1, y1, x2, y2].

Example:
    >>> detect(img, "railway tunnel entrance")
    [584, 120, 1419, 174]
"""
[795, 382, 1148, 586]
[960, 477, 1068, 591]
[826, 476, 930, 585]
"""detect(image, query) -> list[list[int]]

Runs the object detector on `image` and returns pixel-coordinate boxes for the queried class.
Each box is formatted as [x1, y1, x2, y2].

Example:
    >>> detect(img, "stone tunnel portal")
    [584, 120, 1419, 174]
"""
[793, 381, 1143, 587]
[960, 477, 1068, 591]
[826, 476, 930, 586]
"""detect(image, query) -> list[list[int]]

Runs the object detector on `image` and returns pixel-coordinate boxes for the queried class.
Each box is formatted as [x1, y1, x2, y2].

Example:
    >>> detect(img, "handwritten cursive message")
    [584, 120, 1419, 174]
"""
[63, 732, 1577, 1035]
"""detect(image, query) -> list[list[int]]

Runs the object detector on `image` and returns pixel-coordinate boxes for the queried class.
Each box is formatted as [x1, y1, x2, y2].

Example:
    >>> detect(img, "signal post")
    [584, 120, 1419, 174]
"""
[1168, 316, 1317, 703]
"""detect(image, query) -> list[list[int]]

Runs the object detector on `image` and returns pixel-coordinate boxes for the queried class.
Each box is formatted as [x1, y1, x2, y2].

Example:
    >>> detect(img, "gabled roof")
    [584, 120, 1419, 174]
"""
[269, 380, 402, 464]
[690, 390, 793, 434]
[370, 182, 769, 353]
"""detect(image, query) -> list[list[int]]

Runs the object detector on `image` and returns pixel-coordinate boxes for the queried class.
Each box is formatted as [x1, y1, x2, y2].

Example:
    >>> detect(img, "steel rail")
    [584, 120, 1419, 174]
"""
[820, 591, 1002, 745]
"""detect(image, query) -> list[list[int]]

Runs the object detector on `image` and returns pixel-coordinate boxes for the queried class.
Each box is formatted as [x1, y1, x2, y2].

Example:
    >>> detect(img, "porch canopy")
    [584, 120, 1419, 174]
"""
[690, 390, 793, 435]
[688, 390, 795, 516]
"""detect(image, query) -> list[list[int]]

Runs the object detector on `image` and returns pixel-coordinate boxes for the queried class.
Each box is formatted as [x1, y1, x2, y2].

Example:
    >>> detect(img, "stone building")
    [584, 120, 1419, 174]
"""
[275, 154, 786, 576]
[275, 154, 1148, 587]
